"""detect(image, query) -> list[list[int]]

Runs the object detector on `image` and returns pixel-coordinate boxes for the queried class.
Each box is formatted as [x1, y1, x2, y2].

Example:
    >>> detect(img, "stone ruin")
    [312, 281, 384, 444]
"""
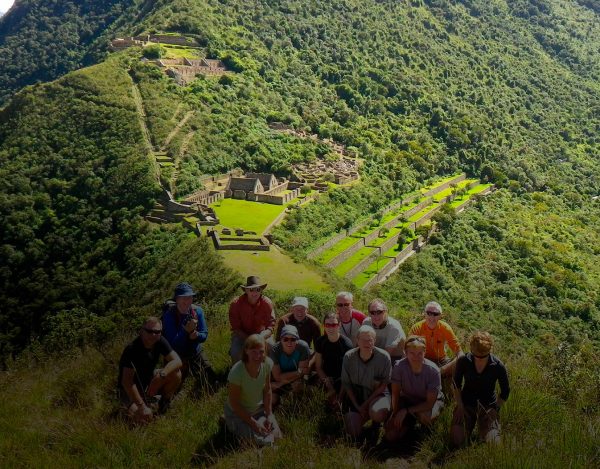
[156, 57, 228, 85]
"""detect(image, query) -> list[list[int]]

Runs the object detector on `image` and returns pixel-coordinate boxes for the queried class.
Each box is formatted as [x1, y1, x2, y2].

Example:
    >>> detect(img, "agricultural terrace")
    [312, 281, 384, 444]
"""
[160, 44, 201, 59]
[313, 177, 493, 289]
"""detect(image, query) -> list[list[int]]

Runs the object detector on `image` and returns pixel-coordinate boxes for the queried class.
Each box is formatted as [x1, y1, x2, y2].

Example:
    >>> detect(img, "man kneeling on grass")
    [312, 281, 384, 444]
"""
[270, 325, 311, 406]
[341, 325, 392, 440]
[451, 331, 509, 446]
[384, 335, 444, 442]
[117, 316, 182, 423]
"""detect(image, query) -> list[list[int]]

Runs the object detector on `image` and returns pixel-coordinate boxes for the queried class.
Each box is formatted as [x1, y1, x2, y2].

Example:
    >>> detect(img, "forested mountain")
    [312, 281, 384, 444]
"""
[1, 0, 599, 466]
[0, 0, 158, 105]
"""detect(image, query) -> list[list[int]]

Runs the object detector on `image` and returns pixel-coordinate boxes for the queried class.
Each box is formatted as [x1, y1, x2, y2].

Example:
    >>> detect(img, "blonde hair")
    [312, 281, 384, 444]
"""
[242, 334, 267, 363]
[470, 331, 493, 356]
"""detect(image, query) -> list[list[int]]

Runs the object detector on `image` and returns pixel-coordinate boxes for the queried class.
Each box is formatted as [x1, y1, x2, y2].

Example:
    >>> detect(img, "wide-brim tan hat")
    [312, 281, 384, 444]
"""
[241, 275, 267, 290]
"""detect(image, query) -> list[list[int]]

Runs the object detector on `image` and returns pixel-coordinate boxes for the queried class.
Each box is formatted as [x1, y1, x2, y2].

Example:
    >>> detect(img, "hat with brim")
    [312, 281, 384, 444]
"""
[241, 275, 267, 291]
[174, 282, 196, 297]
[280, 324, 299, 339]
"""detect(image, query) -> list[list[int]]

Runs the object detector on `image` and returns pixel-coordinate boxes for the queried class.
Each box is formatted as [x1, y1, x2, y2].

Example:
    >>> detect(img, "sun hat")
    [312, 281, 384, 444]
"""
[241, 275, 267, 290]
[174, 282, 195, 297]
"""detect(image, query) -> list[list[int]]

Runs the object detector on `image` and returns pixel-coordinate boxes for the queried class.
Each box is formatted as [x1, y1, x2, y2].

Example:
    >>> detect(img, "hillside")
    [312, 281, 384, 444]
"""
[0, 0, 158, 105]
[0, 0, 599, 467]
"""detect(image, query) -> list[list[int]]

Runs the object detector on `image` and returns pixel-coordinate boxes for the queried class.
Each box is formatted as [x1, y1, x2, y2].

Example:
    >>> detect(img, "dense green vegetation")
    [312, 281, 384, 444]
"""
[0, 0, 153, 105]
[1, 0, 600, 466]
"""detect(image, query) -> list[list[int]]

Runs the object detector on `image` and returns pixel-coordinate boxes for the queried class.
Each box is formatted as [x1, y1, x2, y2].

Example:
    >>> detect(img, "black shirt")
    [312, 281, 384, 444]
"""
[118, 336, 173, 390]
[453, 353, 510, 408]
[315, 334, 353, 379]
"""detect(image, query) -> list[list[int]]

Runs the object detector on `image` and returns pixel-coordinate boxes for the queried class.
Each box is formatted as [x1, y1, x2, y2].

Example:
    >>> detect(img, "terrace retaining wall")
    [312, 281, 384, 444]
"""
[362, 237, 423, 290]
[422, 173, 466, 197]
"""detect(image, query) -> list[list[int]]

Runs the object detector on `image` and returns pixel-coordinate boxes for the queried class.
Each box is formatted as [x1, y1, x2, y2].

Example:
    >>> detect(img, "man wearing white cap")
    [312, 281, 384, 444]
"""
[275, 296, 322, 350]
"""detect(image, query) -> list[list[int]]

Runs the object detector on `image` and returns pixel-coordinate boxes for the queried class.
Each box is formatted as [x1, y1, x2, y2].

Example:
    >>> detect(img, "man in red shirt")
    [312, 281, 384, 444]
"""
[229, 276, 276, 363]
[335, 291, 366, 346]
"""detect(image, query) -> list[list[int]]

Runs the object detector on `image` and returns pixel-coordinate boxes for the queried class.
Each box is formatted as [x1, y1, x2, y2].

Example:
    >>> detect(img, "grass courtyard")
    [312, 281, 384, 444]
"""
[219, 248, 330, 292]
[210, 199, 288, 234]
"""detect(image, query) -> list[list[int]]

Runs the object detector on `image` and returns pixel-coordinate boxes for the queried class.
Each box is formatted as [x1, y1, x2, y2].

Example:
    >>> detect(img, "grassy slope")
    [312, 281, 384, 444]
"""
[0, 0, 599, 467]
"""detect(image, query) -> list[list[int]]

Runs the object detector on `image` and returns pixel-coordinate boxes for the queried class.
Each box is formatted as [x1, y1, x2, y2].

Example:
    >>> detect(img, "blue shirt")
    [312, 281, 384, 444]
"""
[162, 304, 208, 359]
[270, 340, 310, 372]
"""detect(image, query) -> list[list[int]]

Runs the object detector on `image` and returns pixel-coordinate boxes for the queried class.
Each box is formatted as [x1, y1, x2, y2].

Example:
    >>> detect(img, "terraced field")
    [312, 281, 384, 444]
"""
[310, 175, 493, 289]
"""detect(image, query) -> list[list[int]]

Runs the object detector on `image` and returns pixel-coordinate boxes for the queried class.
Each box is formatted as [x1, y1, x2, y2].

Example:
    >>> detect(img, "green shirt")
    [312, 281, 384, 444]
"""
[226, 357, 273, 414]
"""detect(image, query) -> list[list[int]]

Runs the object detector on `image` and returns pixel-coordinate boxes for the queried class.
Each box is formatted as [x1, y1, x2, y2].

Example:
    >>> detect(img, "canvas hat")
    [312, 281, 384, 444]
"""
[291, 296, 309, 309]
[174, 282, 195, 297]
[280, 324, 299, 339]
[241, 276, 267, 290]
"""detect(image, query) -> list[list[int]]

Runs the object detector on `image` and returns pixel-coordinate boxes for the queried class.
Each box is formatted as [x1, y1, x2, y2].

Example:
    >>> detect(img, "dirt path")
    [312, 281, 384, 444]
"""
[162, 110, 194, 150]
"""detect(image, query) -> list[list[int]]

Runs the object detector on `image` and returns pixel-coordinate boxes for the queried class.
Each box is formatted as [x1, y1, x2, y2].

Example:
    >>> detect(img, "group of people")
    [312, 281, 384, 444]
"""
[117, 275, 510, 449]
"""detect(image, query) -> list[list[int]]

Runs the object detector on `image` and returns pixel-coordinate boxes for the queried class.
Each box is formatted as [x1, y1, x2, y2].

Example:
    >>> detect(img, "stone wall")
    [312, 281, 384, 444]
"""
[345, 247, 381, 280]
[255, 188, 300, 205]
[263, 181, 289, 196]
[422, 173, 466, 197]
[362, 237, 422, 290]
[209, 231, 270, 251]
[326, 237, 365, 268]
[185, 190, 224, 205]
[454, 186, 495, 214]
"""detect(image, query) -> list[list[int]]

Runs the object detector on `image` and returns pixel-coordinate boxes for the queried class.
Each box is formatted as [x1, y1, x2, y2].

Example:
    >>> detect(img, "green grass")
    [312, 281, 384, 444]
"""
[317, 235, 364, 264]
[210, 199, 288, 234]
[161, 44, 201, 59]
[333, 246, 379, 276]
[420, 173, 463, 194]
[219, 248, 330, 292]
[449, 183, 493, 209]
[3, 336, 595, 468]
[432, 179, 477, 202]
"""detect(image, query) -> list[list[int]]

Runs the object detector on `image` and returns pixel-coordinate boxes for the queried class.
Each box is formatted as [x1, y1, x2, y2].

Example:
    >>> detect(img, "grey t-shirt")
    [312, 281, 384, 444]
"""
[363, 316, 406, 354]
[341, 347, 391, 405]
[391, 358, 442, 404]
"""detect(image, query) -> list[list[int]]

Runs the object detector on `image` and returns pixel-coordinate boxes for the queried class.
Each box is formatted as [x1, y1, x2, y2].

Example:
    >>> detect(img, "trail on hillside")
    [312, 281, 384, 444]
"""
[162, 110, 194, 150]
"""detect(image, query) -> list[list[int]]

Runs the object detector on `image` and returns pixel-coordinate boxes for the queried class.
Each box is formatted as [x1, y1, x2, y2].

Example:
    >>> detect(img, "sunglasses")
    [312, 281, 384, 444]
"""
[426, 311, 441, 316]
[406, 336, 426, 345]
[369, 309, 385, 315]
[336, 302, 350, 307]
[246, 287, 262, 292]
[144, 328, 162, 335]
[282, 337, 298, 343]
[324, 323, 339, 328]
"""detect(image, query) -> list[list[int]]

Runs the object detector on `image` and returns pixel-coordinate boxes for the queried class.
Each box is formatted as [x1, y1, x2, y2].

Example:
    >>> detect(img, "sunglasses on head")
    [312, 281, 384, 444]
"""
[406, 336, 426, 346]
[369, 309, 385, 315]
[144, 328, 162, 335]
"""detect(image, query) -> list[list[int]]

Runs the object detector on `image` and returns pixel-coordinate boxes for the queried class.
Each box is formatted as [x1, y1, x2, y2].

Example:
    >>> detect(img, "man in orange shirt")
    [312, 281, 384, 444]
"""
[409, 301, 463, 377]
